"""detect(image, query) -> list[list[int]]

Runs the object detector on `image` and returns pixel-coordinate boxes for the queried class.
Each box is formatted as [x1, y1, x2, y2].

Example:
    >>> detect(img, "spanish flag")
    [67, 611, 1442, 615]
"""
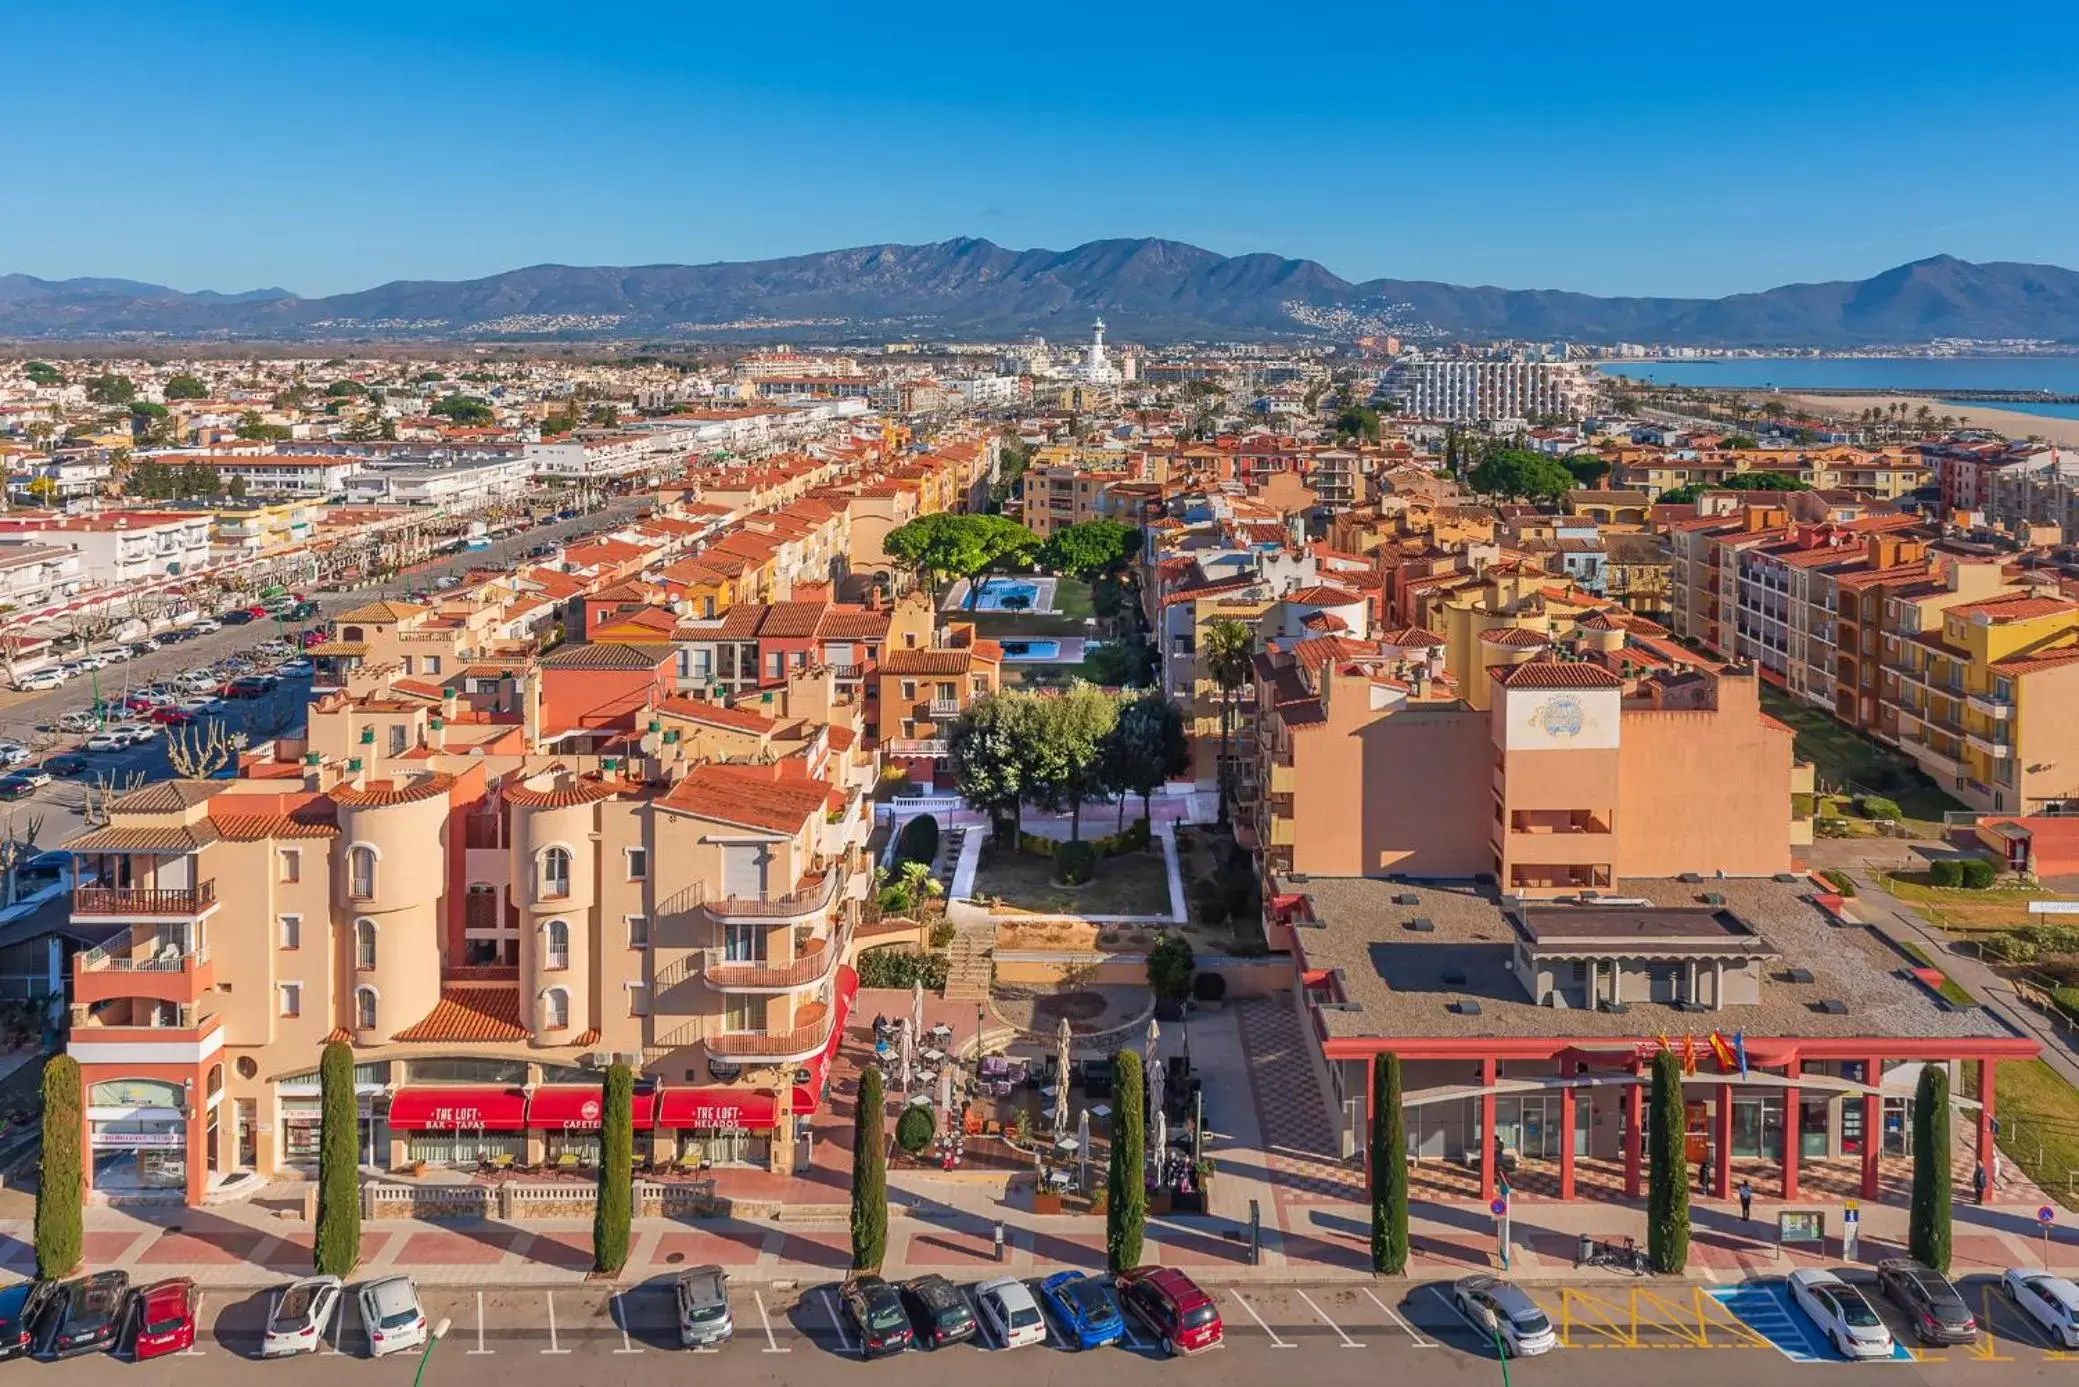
[1709, 1031, 1738, 1073]
[1680, 1034, 1698, 1075]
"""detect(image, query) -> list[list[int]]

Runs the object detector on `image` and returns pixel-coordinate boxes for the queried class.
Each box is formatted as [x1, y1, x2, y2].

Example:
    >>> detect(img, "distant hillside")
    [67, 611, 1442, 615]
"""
[3, 243, 2077, 345]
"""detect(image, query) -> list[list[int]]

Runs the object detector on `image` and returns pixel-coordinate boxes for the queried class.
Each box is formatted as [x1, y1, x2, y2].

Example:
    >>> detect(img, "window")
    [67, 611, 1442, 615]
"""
[544, 919, 570, 970]
[278, 982, 302, 1018]
[626, 847, 648, 881]
[626, 983, 650, 1018]
[356, 918, 377, 971]
[388, 724, 407, 757]
[277, 848, 301, 884]
[539, 846, 571, 899]
[541, 987, 570, 1030]
[354, 987, 377, 1030]
[424, 655, 441, 675]
[348, 845, 377, 899]
[278, 915, 301, 950]
[626, 915, 650, 948]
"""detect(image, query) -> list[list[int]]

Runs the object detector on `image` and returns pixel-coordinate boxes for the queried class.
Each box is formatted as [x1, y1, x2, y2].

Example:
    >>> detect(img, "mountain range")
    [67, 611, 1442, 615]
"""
[5, 241, 2079, 346]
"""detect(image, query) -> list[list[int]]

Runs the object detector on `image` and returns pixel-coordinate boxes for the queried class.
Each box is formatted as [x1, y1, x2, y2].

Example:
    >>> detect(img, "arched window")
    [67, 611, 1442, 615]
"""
[355, 918, 377, 971]
[543, 919, 570, 971]
[354, 987, 377, 1030]
[341, 626, 364, 642]
[348, 845, 377, 899]
[541, 987, 569, 1030]
[539, 846, 571, 900]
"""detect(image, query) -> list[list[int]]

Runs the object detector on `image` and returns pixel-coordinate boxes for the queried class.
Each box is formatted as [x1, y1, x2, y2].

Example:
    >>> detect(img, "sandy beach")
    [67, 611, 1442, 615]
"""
[1778, 392, 2079, 448]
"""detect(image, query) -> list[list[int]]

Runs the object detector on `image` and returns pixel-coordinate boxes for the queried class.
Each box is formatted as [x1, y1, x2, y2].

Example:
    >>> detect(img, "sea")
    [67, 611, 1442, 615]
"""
[1598, 356, 2079, 422]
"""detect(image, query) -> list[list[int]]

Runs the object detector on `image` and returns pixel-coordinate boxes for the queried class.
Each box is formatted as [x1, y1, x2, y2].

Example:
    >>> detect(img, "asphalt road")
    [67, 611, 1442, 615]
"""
[15, 1276, 2079, 1384]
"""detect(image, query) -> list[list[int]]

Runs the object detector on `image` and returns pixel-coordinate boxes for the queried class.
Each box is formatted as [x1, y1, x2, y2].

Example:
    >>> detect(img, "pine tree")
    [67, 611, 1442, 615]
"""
[314, 1040, 361, 1276]
[1910, 1064, 1953, 1273]
[1646, 1050, 1689, 1273]
[1107, 1050, 1146, 1272]
[34, 1055, 82, 1279]
[593, 1063, 634, 1275]
[1371, 1052, 1409, 1275]
[851, 1065, 887, 1271]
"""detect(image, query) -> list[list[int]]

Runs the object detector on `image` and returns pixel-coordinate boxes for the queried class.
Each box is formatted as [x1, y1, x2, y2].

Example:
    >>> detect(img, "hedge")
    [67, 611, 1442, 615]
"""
[1930, 859, 1964, 887]
[1960, 857, 1998, 889]
[1054, 840, 1097, 885]
[1370, 1054, 1408, 1275]
[895, 1104, 936, 1155]
[1647, 1050, 1689, 1273]
[1017, 817, 1150, 860]
[1106, 1051, 1146, 1272]
[895, 814, 940, 869]
[1910, 1064, 1952, 1271]
[1858, 795, 1904, 821]
[1930, 857, 1999, 889]
[855, 947, 949, 991]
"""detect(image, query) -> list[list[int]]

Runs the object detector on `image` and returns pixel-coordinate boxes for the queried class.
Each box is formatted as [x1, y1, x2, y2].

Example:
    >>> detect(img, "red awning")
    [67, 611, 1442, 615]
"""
[527, 1085, 660, 1130]
[792, 963, 860, 1116]
[386, 1086, 528, 1131]
[655, 1087, 780, 1132]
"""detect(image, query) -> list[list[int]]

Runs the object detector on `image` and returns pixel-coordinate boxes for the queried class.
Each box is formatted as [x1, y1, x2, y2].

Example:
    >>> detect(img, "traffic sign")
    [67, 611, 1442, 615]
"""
[2040, 1205, 2057, 1225]
[1490, 1197, 1509, 1217]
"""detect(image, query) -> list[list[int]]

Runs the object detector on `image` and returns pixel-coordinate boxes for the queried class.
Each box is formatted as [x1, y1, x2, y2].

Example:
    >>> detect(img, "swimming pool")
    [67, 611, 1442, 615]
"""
[971, 580, 1043, 611]
[998, 638, 1062, 660]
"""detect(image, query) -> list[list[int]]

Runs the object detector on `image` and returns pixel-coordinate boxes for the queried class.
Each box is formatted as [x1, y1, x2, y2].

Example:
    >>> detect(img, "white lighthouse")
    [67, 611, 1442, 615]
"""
[1080, 317, 1120, 384]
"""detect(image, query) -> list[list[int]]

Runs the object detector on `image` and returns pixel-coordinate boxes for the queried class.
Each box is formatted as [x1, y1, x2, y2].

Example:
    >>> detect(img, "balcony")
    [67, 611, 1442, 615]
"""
[73, 928, 213, 1007]
[705, 868, 844, 923]
[928, 698, 961, 719]
[1509, 811, 1613, 836]
[1900, 736, 1966, 780]
[703, 922, 850, 994]
[887, 738, 948, 759]
[702, 1005, 836, 1064]
[1267, 760, 1295, 795]
[1967, 692, 2013, 720]
[1966, 731, 2012, 759]
[71, 880, 218, 922]
[67, 1000, 223, 1066]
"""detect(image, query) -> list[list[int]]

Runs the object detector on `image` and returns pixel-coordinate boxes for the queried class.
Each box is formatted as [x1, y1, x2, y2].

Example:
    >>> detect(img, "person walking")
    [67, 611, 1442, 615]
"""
[1698, 1155, 1710, 1195]
[1737, 1178, 1753, 1222]
[1973, 1162, 1989, 1206]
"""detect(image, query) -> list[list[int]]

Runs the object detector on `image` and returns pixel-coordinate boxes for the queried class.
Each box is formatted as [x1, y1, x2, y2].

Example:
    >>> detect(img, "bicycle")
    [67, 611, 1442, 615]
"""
[1578, 1235, 1650, 1275]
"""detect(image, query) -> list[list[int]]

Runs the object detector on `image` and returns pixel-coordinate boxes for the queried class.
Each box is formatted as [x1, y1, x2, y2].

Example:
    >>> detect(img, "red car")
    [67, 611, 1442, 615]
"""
[124, 1277, 196, 1359]
[1116, 1267, 1221, 1356]
[149, 707, 196, 726]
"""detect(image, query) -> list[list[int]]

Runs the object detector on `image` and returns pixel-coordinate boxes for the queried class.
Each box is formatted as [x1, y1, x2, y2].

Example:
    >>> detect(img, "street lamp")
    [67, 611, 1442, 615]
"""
[412, 1317, 453, 1387]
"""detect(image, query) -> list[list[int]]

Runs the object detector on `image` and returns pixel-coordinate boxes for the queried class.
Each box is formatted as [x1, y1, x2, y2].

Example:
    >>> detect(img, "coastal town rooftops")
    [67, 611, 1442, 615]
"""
[1288, 877, 2007, 1046]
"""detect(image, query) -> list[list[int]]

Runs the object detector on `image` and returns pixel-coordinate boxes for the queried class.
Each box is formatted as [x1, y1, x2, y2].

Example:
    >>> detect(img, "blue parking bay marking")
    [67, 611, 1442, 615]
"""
[1706, 1284, 1911, 1363]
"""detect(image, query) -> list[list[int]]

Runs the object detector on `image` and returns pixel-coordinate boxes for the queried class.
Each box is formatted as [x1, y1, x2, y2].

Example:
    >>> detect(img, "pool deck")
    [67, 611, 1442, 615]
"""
[942, 575, 1059, 614]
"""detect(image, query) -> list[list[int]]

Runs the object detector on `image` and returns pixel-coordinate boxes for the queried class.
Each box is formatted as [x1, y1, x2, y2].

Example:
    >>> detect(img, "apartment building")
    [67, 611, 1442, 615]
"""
[1017, 462, 1131, 540]
[0, 542, 85, 612]
[0, 511, 213, 585]
[875, 623, 1004, 783]
[1390, 360, 1593, 423]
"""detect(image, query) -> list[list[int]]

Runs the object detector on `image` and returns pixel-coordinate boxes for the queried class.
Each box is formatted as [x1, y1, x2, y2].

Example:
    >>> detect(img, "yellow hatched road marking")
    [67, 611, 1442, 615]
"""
[1557, 1287, 1638, 1348]
[1974, 1286, 2017, 1362]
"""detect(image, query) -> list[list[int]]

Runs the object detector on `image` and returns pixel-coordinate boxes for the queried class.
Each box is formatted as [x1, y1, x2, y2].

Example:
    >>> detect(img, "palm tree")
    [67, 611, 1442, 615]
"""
[1914, 405, 1934, 434]
[1202, 619, 1256, 827]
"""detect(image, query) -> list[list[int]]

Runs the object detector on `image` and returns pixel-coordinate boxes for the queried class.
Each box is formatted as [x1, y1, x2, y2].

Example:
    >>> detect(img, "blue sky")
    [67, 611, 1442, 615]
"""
[9, 0, 2078, 298]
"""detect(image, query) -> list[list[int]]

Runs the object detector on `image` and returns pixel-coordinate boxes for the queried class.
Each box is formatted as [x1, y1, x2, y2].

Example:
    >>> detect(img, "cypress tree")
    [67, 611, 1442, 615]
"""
[593, 1063, 634, 1275]
[1646, 1050, 1689, 1274]
[1107, 1049, 1146, 1273]
[1371, 1052, 1409, 1275]
[850, 1065, 887, 1271]
[34, 1055, 82, 1279]
[314, 1040, 361, 1276]
[1911, 1064, 1953, 1273]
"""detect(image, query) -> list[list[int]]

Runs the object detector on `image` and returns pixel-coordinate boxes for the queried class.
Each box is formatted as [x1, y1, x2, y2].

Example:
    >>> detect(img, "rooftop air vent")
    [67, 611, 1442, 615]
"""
[1815, 998, 1849, 1015]
[1785, 968, 1816, 984]
[1599, 999, 1630, 1014]
[1394, 892, 1421, 906]
[1679, 872, 1703, 884]
[1774, 872, 1801, 883]
[1406, 917, 1435, 933]
[1454, 1000, 1483, 1016]
[1701, 892, 1726, 906]
[1286, 872, 1309, 885]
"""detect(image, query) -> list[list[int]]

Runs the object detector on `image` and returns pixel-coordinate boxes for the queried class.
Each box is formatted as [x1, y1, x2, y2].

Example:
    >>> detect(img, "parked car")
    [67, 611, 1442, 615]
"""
[223, 677, 270, 700]
[673, 1265, 733, 1348]
[15, 671, 63, 691]
[1790, 1268, 1895, 1360]
[0, 741, 28, 766]
[1452, 1275, 1557, 1357]
[839, 1276, 913, 1358]
[0, 1280, 58, 1360]
[1877, 1259, 1976, 1345]
[219, 608, 256, 626]
[83, 733, 127, 752]
[35, 1270, 129, 1358]
[277, 659, 314, 678]
[899, 1274, 976, 1349]
[129, 639, 161, 656]
[2002, 1269, 2079, 1349]
[8, 767, 51, 789]
[0, 777, 40, 802]
[44, 753, 89, 776]
[15, 850, 68, 888]
[288, 600, 319, 620]
[972, 1276, 1046, 1350]
[1038, 1272, 1123, 1349]
[123, 1277, 197, 1360]
[54, 712, 99, 733]
[149, 707, 197, 726]
[1116, 1266, 1221, 1356]
[188, 618, 223, 635]
[261, 1275, 342, 1358]
[358, 1275, 427, 1357]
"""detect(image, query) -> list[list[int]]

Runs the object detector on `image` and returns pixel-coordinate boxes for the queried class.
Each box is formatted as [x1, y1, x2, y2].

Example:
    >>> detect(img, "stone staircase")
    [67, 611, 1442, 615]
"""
[941, 926, 993, 1002]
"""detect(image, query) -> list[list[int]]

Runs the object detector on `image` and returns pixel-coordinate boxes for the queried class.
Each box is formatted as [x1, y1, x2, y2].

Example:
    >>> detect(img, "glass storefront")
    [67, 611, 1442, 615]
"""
[91, 1121, 187, 1190]
[405, 1130, 528, 1165]
[673, 1129, 768, 1168]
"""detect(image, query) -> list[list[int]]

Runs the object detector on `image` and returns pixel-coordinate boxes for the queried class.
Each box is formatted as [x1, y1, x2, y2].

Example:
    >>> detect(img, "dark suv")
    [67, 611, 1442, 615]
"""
[1877, 1258, 1977, 1345]
[900, 1275, 976, 1348]
[840, 1276, 913, 1358]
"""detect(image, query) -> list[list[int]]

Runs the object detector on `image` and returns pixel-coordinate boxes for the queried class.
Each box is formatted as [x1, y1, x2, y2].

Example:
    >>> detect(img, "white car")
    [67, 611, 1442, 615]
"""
[8, 768, 52, 790]
[82, 733, 127, 752]
[109, 722, 158, 743]
[360, 1275, 427, 1357]
[262, 1275, 343, 1357]
[1789, 1268, 1895, 1360]
[973, 1276, 1047, 1350]
[176, 695, 219, 713]
[2002, 1269, 2079, 1348]
[74, 655, 108, 671]
[18, 672, 66, 692]
[0, 742, 27, 766]
[189, 618, 222, 633]
[1453, 1275, 1558, 1357]
[54, 711, 98, 732]
[278, 659, 314, 678]
[101, 647, 131, 662]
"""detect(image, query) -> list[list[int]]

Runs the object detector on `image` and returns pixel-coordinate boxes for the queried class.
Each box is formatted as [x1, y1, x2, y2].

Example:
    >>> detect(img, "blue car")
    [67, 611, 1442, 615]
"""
[1039, 1272, 1124, 1349]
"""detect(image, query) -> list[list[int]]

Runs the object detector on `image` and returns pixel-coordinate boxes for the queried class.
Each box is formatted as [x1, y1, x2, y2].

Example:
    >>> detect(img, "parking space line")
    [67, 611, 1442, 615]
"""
[324, 1293, 347, 1355]
[1296, 1290, 1363, 1348]
[965, 1290, 995, 1348]
[541, 1292, 570, 1354]
[1227, 1291, 1296, 1348]
[753, 1290, 790, 1353]
[820, 1290, 854, 1354]
[179, 1292, 205, 1355]
[1119, 1314, 1152, 1351]
[1362, 1288, 1434, 1348]
[467, 1291, 492, 1355]
[612, 1292, 644, 1354]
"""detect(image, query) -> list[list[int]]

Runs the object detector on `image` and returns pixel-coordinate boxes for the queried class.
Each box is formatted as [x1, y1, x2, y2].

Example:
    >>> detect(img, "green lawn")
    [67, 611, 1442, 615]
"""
[1885, 872, 2050, 906]
[1964, 1059, 2079, 1209]
[973, 844, 1171, 917]
[1761, 686, 1962, 823]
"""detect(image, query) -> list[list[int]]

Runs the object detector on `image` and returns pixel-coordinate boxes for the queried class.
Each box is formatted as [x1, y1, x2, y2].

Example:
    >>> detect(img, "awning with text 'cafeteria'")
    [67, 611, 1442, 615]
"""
[386, 1086, 528, 1131]
[527, 1084, 661, 1131]
[791, 964, 858, 1115]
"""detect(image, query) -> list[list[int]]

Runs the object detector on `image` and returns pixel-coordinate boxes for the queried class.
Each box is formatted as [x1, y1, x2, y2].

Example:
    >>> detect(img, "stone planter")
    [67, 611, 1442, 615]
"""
[1032, 1191, 1063, 1216]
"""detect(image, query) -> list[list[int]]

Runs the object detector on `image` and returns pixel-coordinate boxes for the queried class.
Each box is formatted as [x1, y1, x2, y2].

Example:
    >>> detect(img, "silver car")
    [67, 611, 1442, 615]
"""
[675, 1265, 732, 1347]
[261, 1275, 342, 1357]
[358, 1276, 426, 1357]
[1453, 1275, 1557, 1357]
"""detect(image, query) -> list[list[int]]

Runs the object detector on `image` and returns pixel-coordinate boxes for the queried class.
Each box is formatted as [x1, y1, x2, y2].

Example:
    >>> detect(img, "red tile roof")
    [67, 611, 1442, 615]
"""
[394, 986, 527, 1043]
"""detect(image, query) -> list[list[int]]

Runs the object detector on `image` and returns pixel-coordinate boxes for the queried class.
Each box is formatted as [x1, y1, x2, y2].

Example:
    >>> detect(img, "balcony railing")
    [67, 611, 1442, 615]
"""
[928, 698, 961, 719]
[888, 738, 948, 759]
[705, 867, 844, 921]
[703, 922, 850, 992]
[72, 881, 217, 917]
[76, 941, 209, 973]
[703, 1008, 836, 1062]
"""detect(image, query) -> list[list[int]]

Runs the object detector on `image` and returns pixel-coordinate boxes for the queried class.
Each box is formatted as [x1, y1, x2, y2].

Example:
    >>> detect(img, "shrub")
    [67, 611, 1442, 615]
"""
[1221, 863, 1260, 923]
[1959, 857, 1998, 890]
[1819, 868, 1857, 897]
[1192, 971, 1227, 1003]
[1816, 817, 1854, 838]
[851, 1067, 888, 1271]
[1091, 818, 1151, 856]
[1018, 831, 1057, 857]
[314, 1041, 360, 1277]
[928, 919, 957, 949]
[1192, 875, 1230, 926]
[1147, 932, 1196, 1000]
[895, 1104, 936, 1155]
[855, 948, 950, 991]
[1054, 839, 1097, 884]
[1790, 792, 1816, 819]
[1858, 795, 1904, 821]
[1983, 933, 2039, 965]
[895, 814, 940, 869]
[593, 1065, 633, 1275]
[35, 1056, 82, 1279]
[1929, 859, 1965, 887]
